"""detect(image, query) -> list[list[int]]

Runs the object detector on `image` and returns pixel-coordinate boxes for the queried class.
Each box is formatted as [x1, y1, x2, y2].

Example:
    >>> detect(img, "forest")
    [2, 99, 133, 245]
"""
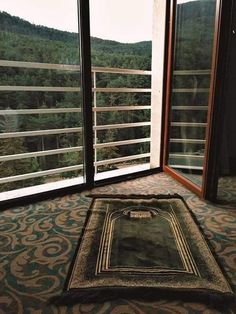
[0, 0, 215, 192]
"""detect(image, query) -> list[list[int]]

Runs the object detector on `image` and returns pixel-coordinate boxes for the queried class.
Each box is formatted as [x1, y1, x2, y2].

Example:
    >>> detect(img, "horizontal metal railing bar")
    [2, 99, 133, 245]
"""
[0, 60, 211, 76]
[0, 122, 151, 138]
[0, 86, 80, 92]
[173, 88, 209, 93]
[93, 88, 151, 93]
[171, 122, 207, 127]
[0, 164, 83, 184]
[0, 86, 151, 93]
[0, 60, 152, 75]
[0, 59, 80, 71]
[0, 146, 83, 162]
[92, 67, 152, 75]
[95, 138, 150, 149]
[0, 109, 82, 115]
[95, 153, 150, 166]
[0, 127, 82, 139]
[170, 138, 205, 144]
[94, 122, 151, 131]
[93, 106, 151, 112]
[169, 153, 204, 159]
[169, 164, 203, 170]
[174, 70, 211, 75]
[0, 106, 151, 115]
[172, 106, 208, 110]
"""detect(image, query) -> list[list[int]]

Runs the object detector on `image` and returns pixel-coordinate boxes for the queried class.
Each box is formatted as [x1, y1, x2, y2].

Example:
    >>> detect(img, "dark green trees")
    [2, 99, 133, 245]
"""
[0, 113, 43, 192]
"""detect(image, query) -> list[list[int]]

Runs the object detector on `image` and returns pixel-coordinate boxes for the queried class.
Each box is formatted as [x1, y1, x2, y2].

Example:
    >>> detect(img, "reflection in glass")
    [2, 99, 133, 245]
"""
[167, 0, 217, 187]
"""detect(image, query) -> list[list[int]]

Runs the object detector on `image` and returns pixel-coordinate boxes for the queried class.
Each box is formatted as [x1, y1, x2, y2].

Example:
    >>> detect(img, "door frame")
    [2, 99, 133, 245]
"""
[163, 0, 229, 200]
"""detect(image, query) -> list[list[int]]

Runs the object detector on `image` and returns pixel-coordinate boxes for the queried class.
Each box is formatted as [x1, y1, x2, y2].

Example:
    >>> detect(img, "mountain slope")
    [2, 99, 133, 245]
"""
[0, 11, 151, 68]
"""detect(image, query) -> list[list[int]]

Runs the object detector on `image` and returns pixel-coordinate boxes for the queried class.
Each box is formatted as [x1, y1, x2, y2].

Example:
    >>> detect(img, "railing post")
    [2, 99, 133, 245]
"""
[93, 71, 98, 175]
[150, 0, 167, 168]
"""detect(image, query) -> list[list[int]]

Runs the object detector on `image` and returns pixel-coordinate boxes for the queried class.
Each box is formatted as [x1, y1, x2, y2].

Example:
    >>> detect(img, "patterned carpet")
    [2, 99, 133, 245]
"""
[0, 173, 235, 314]
[218, 176, 236, 207]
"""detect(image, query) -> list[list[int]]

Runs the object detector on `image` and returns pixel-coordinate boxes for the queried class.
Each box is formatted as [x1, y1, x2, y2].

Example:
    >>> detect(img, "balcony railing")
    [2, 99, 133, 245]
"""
[0, 59, 152, 191]
[0, 59, 210, 194]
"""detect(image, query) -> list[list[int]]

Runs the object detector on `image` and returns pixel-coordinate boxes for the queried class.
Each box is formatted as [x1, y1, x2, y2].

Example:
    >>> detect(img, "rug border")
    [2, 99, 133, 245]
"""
[62, 196, 95, 292]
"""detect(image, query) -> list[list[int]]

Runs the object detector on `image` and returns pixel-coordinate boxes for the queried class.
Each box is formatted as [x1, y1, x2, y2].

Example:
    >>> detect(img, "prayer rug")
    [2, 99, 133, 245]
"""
[65, 194, 233, 302]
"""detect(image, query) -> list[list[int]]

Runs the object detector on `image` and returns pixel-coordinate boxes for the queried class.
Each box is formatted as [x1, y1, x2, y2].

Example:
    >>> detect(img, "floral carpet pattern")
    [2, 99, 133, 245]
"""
[0, 173, 235, 313]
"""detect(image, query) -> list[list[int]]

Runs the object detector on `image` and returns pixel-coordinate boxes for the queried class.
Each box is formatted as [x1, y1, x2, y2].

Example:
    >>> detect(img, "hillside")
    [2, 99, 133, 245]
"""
[0, 11, 152, 69]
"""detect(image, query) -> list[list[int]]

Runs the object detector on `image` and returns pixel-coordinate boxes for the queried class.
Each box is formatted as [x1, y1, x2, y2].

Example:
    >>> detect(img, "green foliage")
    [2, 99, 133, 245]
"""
[0, 114, 44, 192]
[59, 151, 83, 178]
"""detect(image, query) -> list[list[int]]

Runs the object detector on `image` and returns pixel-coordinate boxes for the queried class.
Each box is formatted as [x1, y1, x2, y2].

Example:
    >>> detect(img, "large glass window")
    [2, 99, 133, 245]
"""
[0, 0, 164, 199]
[0, 1, 84, 196]
[89, 0, 153, 180]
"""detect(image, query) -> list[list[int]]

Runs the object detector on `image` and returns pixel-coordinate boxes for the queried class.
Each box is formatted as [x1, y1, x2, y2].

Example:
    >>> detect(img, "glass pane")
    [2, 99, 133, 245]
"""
[0, 1, 84, 194]
[167, 0, 217, 187]
[90, 0, 152, 179]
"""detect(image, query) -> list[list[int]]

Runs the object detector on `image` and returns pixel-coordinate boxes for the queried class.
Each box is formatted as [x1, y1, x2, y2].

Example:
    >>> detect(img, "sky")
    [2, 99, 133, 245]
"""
[0, 0, 154, 43]
[178, 0, 197, 3]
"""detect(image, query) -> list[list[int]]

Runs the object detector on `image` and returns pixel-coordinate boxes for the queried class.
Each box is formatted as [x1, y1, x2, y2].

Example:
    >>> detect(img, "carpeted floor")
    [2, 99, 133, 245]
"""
[218, 176, 236, 207]
[0, 172, 235, 313]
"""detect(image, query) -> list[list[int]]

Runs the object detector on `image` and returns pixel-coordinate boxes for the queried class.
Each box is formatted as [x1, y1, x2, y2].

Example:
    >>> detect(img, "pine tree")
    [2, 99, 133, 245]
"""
[0, 112, 44, 192]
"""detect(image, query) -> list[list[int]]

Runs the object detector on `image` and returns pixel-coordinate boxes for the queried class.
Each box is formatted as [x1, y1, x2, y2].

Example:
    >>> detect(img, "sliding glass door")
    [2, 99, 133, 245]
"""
[0, 1, 85, 198]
